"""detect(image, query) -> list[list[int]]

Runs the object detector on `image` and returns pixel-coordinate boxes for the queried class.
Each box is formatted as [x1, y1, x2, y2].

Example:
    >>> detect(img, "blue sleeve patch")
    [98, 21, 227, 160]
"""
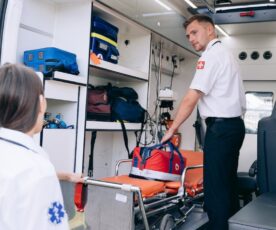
[48, 201, 65, 224]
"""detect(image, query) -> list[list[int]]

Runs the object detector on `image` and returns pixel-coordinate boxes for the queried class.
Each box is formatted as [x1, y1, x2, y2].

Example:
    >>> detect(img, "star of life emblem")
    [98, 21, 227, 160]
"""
[48, 201, 65, 224]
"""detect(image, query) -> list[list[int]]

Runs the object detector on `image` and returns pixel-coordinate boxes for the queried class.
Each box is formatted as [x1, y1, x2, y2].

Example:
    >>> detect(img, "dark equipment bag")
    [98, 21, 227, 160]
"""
[86, 84, 111, 121]
[111, 97, 145, 123]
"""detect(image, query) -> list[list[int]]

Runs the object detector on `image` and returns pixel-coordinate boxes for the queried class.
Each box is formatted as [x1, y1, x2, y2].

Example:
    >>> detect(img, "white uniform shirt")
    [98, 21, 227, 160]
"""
[190, 39, 246, 119]
[0, 128, 69, 230]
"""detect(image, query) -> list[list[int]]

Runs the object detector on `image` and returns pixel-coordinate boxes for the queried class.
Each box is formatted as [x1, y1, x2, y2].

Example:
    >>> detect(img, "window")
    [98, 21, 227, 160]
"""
[0, 0, 8, 62]
[244, 91, 274, 134]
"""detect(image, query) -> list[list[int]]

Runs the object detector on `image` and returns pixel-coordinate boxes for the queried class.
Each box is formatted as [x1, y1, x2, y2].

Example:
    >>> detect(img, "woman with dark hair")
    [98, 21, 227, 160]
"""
[0, 64, 69, 229]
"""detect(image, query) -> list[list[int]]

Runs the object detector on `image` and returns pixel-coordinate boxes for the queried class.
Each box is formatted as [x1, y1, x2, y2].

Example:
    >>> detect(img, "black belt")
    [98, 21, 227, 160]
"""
[205, 116, 241, 126]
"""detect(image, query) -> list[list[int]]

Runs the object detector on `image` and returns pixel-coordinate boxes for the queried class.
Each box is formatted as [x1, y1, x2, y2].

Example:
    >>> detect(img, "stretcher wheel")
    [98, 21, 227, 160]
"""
[159, 214, 175, 230]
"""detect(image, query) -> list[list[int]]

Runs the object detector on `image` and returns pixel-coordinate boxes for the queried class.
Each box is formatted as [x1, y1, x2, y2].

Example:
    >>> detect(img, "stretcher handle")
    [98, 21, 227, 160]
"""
[115, 159, 132, 176]
[178, 164, 204, 196]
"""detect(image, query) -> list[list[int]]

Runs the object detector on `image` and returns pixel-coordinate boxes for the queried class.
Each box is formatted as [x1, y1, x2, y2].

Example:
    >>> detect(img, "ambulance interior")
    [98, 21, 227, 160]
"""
[1, 0, 276, 229]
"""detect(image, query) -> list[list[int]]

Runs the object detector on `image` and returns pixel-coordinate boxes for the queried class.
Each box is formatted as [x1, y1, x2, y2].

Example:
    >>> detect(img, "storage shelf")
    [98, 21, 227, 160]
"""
[86, 120, 142, 131]
[45, 80, 79, 102]
[51, 71, 87, 85]
[43, 128, 75, 133]
[90, 60, 148, 81]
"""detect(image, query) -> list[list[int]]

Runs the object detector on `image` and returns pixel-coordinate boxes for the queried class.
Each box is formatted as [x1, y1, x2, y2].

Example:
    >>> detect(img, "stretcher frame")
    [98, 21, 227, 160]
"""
[84, 154, 204, 230]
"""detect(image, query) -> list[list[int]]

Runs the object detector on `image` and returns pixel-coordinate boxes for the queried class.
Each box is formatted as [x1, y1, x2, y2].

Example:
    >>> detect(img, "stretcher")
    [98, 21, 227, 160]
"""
[83, 150, 204, 230]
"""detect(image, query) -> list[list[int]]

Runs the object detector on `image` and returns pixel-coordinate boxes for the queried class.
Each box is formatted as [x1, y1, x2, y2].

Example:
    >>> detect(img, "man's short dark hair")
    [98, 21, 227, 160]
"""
[184, 14, 214, 29]
[0, 64, 44, 133]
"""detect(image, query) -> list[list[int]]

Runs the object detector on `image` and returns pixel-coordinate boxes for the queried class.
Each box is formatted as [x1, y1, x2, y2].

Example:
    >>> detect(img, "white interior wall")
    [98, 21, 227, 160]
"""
[173, 58, 198, 150]
[148, 52, 198, 150]
[84, 131, 136, 178]
[221, 34, 276, 172]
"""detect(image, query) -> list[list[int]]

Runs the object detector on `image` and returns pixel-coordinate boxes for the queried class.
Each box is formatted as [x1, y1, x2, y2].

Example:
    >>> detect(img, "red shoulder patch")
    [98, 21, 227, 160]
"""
[196, 61, 205, 70]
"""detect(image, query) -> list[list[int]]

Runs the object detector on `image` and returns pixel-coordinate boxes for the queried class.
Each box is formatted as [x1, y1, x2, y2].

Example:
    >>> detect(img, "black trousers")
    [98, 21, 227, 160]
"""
[204, 117, 245, 230]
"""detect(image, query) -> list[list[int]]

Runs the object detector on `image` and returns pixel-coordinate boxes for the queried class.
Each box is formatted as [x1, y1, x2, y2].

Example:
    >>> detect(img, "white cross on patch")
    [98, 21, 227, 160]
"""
[197, 61, 205, 70]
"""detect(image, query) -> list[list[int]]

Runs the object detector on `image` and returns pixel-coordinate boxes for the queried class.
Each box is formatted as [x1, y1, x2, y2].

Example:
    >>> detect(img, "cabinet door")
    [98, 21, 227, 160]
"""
[43, 80, 79, 172]
[15, 0, 91, 173]
[43, 129, 76, 172]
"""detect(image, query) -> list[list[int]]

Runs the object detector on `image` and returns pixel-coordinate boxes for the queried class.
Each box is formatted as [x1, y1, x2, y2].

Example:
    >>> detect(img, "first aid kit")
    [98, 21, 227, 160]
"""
[130, 142, 186, 181]
[23, 47, 79, 76]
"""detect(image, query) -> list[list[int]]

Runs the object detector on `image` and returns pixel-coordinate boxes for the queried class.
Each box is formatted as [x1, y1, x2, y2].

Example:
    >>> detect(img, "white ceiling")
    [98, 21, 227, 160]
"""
[98, 0, 276, 38]
[171, 0, 276, 36]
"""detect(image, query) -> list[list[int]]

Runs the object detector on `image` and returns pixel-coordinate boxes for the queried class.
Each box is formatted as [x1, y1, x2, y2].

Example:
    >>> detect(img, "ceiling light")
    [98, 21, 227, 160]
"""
[155, 0, 172, 11]
[215, 25, 229, 37]
[269, 0, 275, 2]
[184, 0, 198, 9]
[216, 3, 276, 12]
[142, 12, 176, 17]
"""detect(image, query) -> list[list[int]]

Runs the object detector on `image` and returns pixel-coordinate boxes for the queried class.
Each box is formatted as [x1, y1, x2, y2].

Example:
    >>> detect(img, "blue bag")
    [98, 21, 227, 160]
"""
[23, 47, 79, 77]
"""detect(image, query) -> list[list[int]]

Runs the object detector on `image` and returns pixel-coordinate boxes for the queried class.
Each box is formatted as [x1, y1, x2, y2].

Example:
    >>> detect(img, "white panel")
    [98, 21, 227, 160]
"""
[221, 35, 276, 80]
[148, 56, 198, 150]
[45, 80, 78, 102]
[16, 28, 53, 63]
[53, 71, 87, 85]
[219, 35, 276, 171]
[53, 1, 91, 78]
[86, 121, 143, 131]
[84, 132, 114, 178]
[110, 132, 136, 175]
[90, 60, 148, 80]
[118, 33, 151, 73]
[239, 135, 257, 172]
[43, 129, 76, 172]
[20, 0, 56, 34]
[84, 131, 135, 178]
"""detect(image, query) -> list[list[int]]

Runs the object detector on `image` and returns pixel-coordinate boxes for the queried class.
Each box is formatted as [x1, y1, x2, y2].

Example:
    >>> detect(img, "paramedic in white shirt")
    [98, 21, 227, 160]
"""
[162, 15, 246, 230]
[0, 64, 69, 230]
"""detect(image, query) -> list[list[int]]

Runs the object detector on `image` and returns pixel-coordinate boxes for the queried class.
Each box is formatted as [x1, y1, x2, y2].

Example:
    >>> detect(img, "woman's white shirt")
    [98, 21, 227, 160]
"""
[0, 128, 69, 230]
